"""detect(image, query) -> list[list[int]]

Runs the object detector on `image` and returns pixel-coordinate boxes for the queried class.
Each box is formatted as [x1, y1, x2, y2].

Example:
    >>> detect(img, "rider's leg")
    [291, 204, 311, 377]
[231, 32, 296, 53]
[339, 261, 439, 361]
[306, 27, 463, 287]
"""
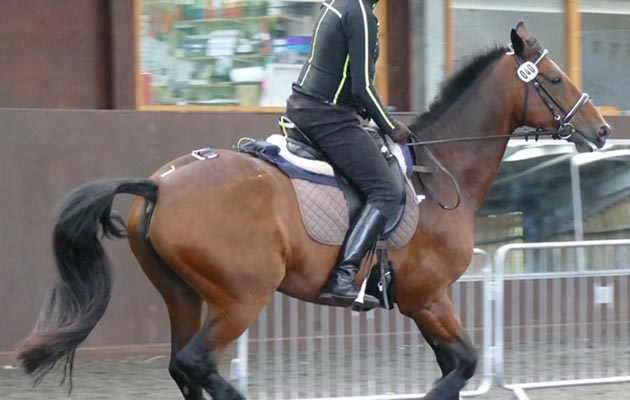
[318, 202, 387, 307]
[287, 91, 403, 308]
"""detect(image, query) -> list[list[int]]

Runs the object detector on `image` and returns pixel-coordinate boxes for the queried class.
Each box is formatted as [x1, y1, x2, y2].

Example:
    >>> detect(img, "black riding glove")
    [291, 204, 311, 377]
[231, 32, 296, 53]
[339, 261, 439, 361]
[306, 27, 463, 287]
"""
[390, 121, 412, 144]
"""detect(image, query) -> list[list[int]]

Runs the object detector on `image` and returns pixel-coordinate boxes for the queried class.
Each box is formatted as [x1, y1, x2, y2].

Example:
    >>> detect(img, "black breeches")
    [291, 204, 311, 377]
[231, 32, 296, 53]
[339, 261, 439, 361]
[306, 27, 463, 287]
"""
[286, 91, 402, 220]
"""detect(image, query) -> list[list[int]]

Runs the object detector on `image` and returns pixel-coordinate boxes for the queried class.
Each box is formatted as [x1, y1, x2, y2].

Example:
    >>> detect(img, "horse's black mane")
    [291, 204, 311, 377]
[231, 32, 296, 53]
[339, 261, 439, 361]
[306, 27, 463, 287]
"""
[410, 46, 509, 133]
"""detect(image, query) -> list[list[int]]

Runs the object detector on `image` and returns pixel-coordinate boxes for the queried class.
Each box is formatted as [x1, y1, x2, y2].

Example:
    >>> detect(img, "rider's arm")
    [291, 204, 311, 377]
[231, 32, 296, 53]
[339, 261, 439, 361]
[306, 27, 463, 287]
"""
[345, 1, 396, 136]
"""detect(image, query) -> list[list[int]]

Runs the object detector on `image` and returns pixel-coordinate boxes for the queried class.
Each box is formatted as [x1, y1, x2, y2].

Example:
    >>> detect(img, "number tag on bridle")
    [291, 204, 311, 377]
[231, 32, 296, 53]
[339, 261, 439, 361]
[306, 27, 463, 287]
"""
[517, 61, 539, 83]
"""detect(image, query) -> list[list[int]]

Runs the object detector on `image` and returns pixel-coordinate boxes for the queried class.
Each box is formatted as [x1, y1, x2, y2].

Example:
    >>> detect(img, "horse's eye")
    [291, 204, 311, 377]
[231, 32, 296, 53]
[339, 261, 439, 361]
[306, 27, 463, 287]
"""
[550, 77, 563, 85]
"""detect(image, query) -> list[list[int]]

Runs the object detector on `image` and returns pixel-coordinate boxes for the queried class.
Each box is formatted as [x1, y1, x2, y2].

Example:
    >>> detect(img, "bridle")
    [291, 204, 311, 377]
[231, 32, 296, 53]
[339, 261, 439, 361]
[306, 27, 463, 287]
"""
[407, 46, 592, 147]
[407, 46, 592, 210]
[513, 47, 590, 140]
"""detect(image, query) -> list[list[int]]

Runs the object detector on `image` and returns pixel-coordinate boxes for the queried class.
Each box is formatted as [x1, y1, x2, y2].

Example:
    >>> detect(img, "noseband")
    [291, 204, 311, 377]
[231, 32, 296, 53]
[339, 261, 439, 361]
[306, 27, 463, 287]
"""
[513, 47, 590, 139]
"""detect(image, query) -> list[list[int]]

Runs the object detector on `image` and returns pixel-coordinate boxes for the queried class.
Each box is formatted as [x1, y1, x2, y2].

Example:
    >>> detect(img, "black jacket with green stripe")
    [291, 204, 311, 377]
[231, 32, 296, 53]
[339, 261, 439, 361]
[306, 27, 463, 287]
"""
[292, 0, 396, 136]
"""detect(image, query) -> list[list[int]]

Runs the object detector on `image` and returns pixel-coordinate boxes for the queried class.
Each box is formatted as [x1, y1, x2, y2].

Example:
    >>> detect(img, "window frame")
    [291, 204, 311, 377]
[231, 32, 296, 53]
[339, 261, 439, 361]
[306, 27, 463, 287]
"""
[133, 0, 391, 112]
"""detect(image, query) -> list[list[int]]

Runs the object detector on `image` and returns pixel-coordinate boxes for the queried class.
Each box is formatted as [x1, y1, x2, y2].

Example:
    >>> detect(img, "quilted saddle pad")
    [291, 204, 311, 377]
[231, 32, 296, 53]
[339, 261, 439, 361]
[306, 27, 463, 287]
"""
[291, 178, 419, 249]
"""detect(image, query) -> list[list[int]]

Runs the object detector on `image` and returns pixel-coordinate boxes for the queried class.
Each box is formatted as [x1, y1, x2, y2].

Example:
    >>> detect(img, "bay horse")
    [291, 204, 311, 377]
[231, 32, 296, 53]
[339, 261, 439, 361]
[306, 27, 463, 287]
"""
[18, 23, 610, 400]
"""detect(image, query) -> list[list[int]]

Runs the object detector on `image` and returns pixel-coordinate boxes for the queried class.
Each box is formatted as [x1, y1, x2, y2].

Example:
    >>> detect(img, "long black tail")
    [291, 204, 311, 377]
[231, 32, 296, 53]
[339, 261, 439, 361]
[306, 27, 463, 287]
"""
[16, 178, 158, 388]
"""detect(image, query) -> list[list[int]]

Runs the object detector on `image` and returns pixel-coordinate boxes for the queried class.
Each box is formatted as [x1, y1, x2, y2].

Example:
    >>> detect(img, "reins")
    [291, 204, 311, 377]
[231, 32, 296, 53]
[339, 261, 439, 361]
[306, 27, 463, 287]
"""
[407, 127, 570, 211]
[409, 132, 463, 210]
[405, 128, 564, 147]
[407, 128, 566, 210]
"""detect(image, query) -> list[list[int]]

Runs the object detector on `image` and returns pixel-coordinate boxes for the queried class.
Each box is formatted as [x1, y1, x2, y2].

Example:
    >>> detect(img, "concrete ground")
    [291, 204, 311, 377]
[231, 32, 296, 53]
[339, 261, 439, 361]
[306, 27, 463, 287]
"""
[1, 349, 629, 400]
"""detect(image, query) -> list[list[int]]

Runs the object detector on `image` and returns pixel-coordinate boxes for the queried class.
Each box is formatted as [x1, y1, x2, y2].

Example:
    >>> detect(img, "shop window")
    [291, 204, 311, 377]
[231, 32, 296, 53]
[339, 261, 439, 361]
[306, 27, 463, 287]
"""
[409, 1, 567, 112]
[138, 1, 320, 108]
[451, 1, 566, 71]
[581, 2, 630, 114]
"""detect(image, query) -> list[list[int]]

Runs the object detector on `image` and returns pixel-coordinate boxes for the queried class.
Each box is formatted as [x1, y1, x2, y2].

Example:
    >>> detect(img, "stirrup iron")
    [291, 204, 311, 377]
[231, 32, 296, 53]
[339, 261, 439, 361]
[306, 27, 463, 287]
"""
[352, 242, 378, 311]
[352, 278, 370, 311]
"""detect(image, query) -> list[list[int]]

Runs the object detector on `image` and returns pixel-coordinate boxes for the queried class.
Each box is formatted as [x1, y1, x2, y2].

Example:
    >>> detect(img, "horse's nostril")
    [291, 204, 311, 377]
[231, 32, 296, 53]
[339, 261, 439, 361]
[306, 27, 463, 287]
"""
[598, 125, 611, 138]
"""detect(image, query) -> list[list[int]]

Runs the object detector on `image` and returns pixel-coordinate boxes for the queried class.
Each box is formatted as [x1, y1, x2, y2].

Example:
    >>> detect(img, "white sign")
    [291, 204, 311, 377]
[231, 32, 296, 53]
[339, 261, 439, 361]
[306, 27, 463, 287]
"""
[594, 285, 614, 305]
[517, 61, 539, 83]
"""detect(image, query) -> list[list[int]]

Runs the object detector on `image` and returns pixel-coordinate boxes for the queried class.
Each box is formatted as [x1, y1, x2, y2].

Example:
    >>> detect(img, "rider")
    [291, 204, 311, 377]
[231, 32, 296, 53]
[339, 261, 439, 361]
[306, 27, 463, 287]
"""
[286, 0, 412, 308]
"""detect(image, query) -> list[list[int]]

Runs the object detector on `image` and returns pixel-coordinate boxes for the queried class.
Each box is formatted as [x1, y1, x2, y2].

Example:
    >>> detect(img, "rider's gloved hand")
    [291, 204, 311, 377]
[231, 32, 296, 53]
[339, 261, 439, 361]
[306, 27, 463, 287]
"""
[389, 121, 412, 144]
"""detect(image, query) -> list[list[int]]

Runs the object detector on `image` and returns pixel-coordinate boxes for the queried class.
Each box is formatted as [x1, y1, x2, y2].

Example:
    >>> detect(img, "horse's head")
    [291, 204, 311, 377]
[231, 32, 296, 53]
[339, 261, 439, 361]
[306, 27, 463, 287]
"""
[508, 22, 611, 152]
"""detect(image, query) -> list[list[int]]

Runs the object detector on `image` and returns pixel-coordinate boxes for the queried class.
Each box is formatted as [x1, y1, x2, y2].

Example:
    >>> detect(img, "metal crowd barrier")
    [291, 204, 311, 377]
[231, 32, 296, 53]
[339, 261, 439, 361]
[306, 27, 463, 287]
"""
[232, 249, 493, 399]
[229, 240, 630, 399]
[493, 239, 630, 400]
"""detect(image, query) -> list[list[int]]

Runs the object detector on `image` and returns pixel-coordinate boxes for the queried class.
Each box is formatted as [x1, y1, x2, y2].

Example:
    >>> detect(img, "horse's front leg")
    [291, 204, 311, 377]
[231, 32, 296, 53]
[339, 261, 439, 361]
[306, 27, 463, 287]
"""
[404, 292, 477, 400]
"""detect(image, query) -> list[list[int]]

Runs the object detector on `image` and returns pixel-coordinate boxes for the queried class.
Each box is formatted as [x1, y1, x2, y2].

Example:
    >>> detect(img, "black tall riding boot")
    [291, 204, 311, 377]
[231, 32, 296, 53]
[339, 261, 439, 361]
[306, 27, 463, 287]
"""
[318, 204, 387, 309]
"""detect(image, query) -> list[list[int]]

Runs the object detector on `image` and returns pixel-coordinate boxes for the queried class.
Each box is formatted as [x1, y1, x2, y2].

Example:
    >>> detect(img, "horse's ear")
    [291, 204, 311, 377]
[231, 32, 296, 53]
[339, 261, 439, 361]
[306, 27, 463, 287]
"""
[515, 22, 531, 40]
[510, 28, 525, 56]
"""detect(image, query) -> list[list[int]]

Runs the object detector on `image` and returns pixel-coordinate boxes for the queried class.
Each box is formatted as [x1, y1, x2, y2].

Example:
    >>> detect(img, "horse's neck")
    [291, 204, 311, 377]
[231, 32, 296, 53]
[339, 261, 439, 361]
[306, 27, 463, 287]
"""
[421, 62, 518, 212]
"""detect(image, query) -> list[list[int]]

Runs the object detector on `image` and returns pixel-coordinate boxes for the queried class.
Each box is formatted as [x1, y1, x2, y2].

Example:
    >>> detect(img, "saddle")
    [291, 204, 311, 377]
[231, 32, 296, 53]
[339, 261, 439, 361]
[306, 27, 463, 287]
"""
[276, 117, 410, 235]
[237, 117, 420, 310]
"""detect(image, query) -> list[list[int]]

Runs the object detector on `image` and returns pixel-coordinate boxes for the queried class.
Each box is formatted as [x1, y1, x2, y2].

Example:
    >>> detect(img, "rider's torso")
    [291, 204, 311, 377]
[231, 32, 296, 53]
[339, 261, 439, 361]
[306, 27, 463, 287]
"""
[293, 0, 380, 109]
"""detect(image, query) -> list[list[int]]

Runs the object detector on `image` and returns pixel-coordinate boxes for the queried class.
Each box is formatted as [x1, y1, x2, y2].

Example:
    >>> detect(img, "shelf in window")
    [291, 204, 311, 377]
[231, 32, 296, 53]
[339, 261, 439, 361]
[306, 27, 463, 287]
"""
[186, 100, 241, 106]
[185, 82, 236, 88]
[175, 14, 289, 28]
[179, 54, 266, 61]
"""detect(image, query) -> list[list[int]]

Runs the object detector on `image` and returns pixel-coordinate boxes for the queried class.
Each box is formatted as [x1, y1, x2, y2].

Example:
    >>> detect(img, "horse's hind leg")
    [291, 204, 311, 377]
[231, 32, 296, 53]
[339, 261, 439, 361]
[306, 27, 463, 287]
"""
[174, 314, 241, 400]
[174, 302, 267, 400]
[133, 252, 205, 399]
[408, 293, 477, 400]
[165, 289, 205, 400]
[128, 203, 205, 399]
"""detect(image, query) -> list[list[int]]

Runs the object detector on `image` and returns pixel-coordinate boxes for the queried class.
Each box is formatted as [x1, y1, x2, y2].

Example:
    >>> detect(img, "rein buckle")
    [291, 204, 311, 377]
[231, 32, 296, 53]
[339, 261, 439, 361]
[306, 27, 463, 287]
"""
[558, 123, 575, 140]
